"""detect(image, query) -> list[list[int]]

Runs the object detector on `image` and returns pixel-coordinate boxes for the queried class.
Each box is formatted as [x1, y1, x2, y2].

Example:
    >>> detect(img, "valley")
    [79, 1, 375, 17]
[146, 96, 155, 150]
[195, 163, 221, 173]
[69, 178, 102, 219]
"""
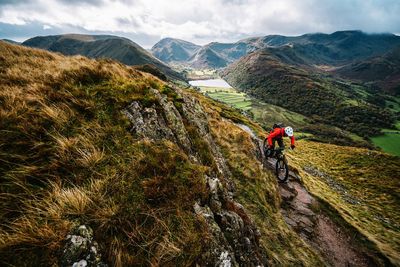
[1, 27, 400, 267]
[151, 31, 400, 155]
[189, 77, 372, 148]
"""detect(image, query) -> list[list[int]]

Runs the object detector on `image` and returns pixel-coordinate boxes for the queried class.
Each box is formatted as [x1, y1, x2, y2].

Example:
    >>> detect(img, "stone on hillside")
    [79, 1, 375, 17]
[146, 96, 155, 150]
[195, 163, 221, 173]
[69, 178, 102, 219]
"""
[60, 225, 107, 267]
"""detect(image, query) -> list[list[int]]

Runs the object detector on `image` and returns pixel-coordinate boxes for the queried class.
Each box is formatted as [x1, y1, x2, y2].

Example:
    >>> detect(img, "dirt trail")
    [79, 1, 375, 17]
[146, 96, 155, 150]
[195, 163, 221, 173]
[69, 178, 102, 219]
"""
[238, 124, 374, 266]
[274, 159, 374, 267]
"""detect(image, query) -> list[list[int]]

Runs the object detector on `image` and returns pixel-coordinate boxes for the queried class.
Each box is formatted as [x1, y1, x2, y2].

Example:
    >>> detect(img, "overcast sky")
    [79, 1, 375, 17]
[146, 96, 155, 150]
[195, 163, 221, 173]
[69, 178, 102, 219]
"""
[1, 0, 399, 48]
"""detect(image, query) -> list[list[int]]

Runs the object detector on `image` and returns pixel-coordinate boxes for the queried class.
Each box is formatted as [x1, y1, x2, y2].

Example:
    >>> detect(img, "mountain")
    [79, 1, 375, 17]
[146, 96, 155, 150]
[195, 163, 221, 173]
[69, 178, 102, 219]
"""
[0, 40, 398, 266]
[221, 48, 396, 137]
[152, 31, 400, 70]
[151, 37, 200, 63]
[256, 31, 400, 69]
[188, 45, 228, 68]
[22, 34, 184, 81]
[333, 45, 400, 95]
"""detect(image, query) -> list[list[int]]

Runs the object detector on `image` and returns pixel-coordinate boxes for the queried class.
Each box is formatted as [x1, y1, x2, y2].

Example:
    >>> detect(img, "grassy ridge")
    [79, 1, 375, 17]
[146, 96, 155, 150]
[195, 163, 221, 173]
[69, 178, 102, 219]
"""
[195, 93, 324, 265]
[0, 42, 208, 266]
[288, 140, 400, 265]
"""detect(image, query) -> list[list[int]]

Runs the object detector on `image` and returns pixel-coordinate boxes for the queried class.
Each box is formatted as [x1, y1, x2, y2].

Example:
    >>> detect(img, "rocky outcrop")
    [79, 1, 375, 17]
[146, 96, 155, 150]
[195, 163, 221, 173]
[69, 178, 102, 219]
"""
[60, 225, 107, 267]
[123, 87, 266, 266]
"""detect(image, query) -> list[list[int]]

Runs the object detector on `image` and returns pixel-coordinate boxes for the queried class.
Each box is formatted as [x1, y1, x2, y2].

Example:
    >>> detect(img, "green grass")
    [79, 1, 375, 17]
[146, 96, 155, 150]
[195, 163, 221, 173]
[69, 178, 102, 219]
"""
[199, 86, 237, 93]
[251, 101, 307, 129]
[201, 89, 253, 111]
[385, 96, 400, 112]
[371, 133, 400, 156]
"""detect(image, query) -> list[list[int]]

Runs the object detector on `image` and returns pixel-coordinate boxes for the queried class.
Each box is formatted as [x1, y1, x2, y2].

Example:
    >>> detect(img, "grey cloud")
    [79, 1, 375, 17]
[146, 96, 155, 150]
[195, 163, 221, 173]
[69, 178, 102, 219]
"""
[0, 0, 399, 47]
[0, 21, 62, 41]
[0, 0, 35, 6]
[0, 0, 104, 6]
[0, 20, 160, 48]
[57, 0, 105, 5]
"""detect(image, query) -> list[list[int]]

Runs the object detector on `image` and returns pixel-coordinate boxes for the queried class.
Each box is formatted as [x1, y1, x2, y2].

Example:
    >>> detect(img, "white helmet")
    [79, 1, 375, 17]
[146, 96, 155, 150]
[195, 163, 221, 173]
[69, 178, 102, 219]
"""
[284, 126, 294, 137]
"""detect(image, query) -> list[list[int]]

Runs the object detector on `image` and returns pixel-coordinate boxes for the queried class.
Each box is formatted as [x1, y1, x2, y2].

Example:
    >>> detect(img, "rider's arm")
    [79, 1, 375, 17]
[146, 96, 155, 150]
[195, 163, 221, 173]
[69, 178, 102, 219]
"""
[290, 135, 295, 146]
[268, 129, 279, 146]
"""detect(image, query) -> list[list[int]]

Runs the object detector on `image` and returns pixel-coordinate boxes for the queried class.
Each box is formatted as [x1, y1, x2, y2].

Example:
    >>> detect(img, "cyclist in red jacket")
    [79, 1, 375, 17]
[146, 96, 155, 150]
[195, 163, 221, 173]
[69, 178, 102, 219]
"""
[265, 123, 295, 157]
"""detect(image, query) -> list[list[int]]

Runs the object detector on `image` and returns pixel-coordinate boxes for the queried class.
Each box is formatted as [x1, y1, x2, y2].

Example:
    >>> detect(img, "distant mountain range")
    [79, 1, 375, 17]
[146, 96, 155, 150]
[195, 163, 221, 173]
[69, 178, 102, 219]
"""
[22, 34, 184, 81]
[151, 31, 400, 70]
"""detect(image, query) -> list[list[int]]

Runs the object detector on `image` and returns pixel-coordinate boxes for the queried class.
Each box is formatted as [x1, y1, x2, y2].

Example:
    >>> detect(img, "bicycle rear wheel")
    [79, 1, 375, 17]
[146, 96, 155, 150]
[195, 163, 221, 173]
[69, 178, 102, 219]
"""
[275, 158, 289, 183]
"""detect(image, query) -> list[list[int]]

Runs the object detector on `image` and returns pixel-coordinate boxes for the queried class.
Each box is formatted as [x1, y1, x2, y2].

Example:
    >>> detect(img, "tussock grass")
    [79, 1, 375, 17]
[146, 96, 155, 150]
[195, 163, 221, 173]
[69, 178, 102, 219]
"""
[0, 41, 207, 266]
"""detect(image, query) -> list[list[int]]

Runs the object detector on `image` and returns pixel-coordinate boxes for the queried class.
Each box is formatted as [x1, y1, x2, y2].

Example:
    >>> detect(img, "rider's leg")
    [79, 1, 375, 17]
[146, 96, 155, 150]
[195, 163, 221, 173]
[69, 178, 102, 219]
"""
[277, 138, 284, 149]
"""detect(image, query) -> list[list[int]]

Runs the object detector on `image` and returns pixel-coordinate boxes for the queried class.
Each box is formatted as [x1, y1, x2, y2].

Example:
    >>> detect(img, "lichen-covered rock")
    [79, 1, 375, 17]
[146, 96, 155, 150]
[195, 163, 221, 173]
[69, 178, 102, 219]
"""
[123, 87, 267, 266]
[60, 225, 107, 267]
[152, 88, 192, 151]
[122, 101, 175, 141]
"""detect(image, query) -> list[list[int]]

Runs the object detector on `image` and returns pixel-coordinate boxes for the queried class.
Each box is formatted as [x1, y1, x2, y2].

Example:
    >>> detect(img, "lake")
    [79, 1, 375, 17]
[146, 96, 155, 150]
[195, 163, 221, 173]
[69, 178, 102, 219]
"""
[189, 79, 232, 88]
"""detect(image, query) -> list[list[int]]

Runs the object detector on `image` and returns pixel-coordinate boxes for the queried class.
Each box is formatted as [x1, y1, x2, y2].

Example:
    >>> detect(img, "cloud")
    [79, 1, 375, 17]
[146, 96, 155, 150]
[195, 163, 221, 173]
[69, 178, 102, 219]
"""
[0, 0, 399, 47]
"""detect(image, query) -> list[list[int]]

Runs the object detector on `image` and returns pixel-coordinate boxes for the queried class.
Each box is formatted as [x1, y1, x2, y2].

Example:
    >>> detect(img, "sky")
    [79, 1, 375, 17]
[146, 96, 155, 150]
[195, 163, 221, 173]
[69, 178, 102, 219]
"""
[0, 0, 399, 48]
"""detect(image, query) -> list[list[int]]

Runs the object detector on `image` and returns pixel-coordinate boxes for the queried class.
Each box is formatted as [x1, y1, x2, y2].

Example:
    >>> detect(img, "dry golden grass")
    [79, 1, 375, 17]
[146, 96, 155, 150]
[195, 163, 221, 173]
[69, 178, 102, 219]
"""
[0, 41, 208, 266]
[287, 140, 400, 265]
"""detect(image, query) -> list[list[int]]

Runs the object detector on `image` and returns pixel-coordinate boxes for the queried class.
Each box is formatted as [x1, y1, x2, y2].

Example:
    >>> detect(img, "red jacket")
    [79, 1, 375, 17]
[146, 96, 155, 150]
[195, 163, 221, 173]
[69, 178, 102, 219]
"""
[267, 127, 295, 147]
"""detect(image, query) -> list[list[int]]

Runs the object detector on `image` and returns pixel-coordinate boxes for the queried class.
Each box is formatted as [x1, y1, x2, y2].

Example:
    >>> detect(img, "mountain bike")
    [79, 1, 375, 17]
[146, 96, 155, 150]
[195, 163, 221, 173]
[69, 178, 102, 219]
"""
[263, 139, 289, 183]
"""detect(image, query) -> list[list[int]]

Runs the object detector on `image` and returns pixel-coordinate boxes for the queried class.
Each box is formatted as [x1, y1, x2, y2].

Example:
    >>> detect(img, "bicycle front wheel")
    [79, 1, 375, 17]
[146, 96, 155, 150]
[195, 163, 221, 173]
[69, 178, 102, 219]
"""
[275, 158, 289, 183]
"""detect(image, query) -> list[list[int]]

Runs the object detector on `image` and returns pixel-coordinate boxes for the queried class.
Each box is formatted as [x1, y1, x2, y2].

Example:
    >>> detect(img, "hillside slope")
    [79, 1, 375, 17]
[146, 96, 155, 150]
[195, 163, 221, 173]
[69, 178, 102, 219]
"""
[288, 140, 400, 265]
[333, 45, 400, 95]
[22, 34, 184, 81]
[221, 48, 396, 137]
[151, 37, 200, 63]
[1, 40, 399, 266]
[188, 46, 228, 68]
[0, 41, 328, 266]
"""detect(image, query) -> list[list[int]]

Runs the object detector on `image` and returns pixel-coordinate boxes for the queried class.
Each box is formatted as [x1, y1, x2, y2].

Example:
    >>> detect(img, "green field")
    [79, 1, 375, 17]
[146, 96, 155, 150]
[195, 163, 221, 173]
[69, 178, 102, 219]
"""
[371, 132, 400, 156]
[199, 86, 237, 93]
[199, 86, 252, 111]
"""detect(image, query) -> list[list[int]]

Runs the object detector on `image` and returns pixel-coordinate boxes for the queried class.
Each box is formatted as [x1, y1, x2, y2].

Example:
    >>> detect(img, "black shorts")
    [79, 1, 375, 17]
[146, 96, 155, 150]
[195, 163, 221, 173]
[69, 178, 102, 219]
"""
[272, 138, 284, 148]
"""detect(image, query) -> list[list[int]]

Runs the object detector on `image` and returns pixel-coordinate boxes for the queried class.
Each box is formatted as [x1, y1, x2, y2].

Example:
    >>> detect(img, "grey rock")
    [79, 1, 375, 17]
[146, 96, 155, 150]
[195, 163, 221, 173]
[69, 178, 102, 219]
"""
[123, 101, 175, 141]
[72, 260, 87, 267]
[60, 225, 107, 267]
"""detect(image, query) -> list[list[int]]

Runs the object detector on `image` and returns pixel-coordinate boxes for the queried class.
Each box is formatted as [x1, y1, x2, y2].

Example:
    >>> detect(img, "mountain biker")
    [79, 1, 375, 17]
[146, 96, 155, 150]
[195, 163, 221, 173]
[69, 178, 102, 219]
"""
[265, 123, 295, 157]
